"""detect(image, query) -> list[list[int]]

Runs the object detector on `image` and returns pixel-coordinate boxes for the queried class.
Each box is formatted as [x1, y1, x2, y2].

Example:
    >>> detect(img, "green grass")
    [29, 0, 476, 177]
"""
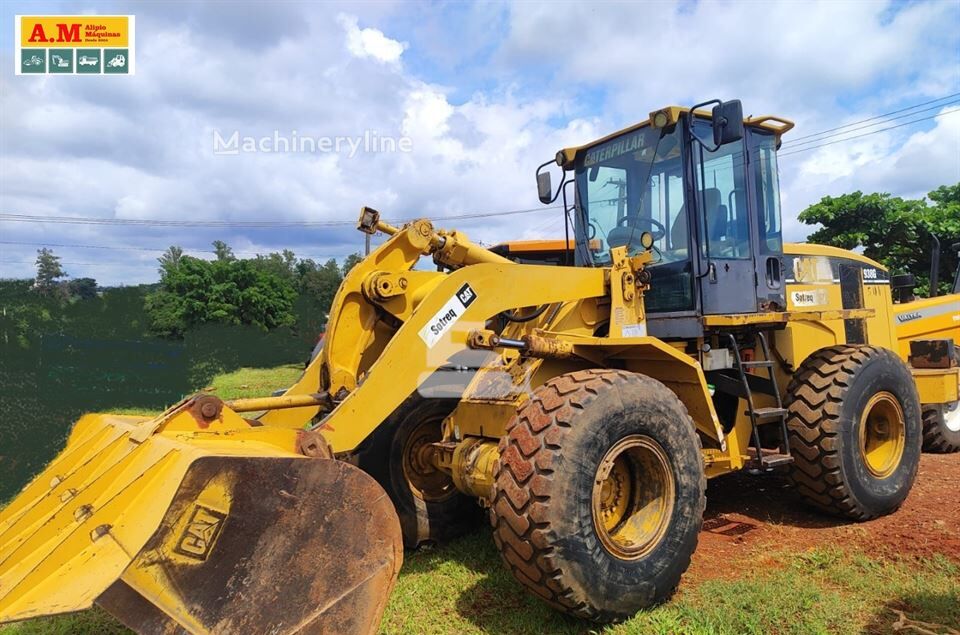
[100, 363, 305, 416]
[195, 363, 304, 400]
[4, 536, 957, 635]
[379, 534, 959, 635]
[3, 365, 958, 635]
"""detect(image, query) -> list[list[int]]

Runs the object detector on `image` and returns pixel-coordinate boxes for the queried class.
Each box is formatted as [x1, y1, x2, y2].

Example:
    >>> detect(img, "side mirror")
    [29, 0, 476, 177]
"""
[537, 170, 553, 204]
[712, 99, 744, 146]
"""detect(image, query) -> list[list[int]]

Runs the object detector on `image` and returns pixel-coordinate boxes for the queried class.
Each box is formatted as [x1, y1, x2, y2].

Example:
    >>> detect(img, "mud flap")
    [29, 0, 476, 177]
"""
[95, 456, 402, 635]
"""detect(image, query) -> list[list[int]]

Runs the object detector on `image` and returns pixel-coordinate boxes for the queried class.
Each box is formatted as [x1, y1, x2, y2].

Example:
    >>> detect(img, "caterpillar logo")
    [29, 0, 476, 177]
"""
[174, 504, 227, 561]
[457, 285, 475, 305]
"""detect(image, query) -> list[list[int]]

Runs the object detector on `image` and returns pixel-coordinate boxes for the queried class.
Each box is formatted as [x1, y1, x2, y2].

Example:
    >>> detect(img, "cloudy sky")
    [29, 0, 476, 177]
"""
[1, 0, 959, 285]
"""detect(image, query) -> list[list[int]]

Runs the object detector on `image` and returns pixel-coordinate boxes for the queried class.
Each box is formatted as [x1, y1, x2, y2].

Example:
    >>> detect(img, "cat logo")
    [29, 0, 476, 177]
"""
[457, 284, 476, 306]
[174, 504, 227, 561]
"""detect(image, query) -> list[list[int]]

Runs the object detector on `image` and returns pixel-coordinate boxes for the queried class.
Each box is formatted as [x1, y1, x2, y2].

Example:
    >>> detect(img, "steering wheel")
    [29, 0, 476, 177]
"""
[617, 216, 666, 239]
[606, 216, 666, 250]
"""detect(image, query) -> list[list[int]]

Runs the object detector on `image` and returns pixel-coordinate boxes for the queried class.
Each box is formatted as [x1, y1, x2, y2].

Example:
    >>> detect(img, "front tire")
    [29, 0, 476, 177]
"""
[490, 369, 705, 622]
[358, 397, 479, 548]
[786, 345, 922, 520]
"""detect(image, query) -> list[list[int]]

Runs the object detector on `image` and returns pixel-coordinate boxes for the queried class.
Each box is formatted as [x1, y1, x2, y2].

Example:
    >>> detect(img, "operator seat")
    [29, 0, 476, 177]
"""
[703, 188, 727, 241]
[668, 187, 726, 248]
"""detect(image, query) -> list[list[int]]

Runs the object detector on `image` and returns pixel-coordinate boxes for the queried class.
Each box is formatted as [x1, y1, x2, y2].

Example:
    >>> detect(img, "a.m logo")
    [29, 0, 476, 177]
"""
[27, 22, 81, 43]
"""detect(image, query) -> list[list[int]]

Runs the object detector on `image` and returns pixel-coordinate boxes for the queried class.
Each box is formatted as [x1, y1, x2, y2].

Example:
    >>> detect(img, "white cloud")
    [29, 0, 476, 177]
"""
[0, 1, 957, 284]
[778, 107, 960, 241]
[338, 13, 407, 64]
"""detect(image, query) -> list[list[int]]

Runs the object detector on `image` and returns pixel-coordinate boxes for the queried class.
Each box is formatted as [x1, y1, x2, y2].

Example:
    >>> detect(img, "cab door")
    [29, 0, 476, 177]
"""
[691, 120, 758, 315]
[747, 129, 787, 312]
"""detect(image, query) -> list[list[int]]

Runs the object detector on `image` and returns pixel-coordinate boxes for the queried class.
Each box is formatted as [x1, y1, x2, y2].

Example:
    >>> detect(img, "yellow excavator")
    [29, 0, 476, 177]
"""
[2, 100, 958, 633]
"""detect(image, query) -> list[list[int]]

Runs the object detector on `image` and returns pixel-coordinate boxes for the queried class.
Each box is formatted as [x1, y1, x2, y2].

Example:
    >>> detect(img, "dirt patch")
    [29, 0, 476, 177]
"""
[686, 453, 960, 582]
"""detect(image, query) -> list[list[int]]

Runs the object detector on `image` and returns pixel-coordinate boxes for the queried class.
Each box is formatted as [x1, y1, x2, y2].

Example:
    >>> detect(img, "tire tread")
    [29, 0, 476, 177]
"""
[490, 369, 705, 622]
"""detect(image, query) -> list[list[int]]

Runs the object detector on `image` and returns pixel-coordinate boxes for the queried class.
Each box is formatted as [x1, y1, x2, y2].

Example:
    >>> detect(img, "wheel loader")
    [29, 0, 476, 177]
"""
[890, 240, 960, 453]
[2, 99, 958, 633]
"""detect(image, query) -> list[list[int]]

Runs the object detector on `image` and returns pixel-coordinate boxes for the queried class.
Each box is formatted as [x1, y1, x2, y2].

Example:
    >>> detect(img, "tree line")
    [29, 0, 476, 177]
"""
[18, 181, 959, 341]
[28, 243, 363, 339]
[799, 183, 958, 296]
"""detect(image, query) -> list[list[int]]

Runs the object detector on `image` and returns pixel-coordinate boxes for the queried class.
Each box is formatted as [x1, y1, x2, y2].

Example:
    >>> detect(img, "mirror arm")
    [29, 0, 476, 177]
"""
[687, 99, 722, 152]
[536, 159, 566, 204]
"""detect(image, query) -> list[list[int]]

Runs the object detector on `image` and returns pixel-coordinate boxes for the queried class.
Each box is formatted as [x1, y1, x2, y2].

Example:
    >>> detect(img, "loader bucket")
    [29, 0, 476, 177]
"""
[0, 407, 402, 635]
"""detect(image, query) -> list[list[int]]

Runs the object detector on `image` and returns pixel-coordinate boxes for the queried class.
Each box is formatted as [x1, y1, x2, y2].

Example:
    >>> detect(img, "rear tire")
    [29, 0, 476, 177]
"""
[920, 350, 960, 454]
[358, 397, 479, 548]
[786, 345, 921, 520]
[490, 369, 705, 622]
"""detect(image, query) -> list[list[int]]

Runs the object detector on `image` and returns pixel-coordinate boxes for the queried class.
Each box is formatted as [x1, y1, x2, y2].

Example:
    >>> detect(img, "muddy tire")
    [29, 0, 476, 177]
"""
[490, 369, 705, 622]
[358, 397, 479, 548]
[786, 345, 922, 520]
[921, 350, 960, 453]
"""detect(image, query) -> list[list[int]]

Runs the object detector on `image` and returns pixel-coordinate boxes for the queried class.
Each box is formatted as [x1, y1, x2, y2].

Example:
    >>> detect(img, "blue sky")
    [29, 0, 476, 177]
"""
[1, 0, 958, 285]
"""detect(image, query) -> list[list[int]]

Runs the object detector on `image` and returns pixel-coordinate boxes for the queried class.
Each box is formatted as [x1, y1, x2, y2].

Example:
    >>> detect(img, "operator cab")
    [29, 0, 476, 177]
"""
[537, 100, 795, 338]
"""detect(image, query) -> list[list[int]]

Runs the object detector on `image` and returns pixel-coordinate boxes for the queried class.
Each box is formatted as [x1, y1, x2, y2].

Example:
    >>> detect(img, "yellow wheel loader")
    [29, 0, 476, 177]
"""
[890, 241, 960, 452]
[2, 99, 958, 631]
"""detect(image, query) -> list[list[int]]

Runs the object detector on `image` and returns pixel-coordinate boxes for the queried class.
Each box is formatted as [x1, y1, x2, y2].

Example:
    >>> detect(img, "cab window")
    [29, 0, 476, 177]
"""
[693, 121, 750, 260]
[751, 131, 783, 254]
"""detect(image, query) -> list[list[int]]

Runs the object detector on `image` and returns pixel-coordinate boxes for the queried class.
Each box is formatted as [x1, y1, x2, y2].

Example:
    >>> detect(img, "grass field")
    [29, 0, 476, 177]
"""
[3, 365, 958, 635]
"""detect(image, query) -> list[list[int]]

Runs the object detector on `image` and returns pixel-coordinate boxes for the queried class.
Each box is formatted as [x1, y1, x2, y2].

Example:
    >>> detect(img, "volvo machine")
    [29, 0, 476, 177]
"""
[2, 100, 957, 633]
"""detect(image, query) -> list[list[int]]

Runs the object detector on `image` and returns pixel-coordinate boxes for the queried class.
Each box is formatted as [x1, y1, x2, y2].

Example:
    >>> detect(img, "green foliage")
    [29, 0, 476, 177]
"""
[157, 246, 184, 274]
[251, 249, 298, 284]
[67, 277, 98, 300]
[146, 240, 363, 336]
[799, 183, 960, 295]
[145, 255, 297, 337]
[299, 258, 344, 317]
[212, 240, 235, 262]
[33, 248, 66, 295]
[342, 252, 363, 275]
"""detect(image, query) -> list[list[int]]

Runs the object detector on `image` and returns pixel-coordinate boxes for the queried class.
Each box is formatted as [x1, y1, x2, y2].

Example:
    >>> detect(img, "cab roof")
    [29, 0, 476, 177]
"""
[556, 106, 795, 168]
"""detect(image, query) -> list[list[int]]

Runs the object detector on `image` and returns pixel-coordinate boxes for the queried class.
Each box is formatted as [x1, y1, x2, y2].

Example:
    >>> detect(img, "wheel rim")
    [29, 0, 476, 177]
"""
[944, 402, 960, 433]
[592, 435, 674, 560]
[401, 417, 455, 502]
[858, 392, 906, 478]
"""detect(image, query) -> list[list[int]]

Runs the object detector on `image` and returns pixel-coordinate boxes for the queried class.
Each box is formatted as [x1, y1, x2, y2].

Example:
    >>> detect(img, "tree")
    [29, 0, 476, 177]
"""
[342, 253, 363, 276]
[67, 277, 98, 300]
[300, 258, 343, 314]
[212, 240, 235, 262]
[799, 183, 959, 295]
[33, 248, 66, 294]
[158, 246, 184, 274]
[145, 256, 297, 337]
[253, 249, 298, 283]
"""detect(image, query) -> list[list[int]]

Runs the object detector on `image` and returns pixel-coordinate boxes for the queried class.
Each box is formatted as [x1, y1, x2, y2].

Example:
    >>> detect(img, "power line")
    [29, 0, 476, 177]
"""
[783, 92, 960, 144]
[0, 240, 355, 260]
[781, 100, 960, 149]
[0, 205, 564, 228]
[0, 260, 135, 267]
[778, 108, 960, 158]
